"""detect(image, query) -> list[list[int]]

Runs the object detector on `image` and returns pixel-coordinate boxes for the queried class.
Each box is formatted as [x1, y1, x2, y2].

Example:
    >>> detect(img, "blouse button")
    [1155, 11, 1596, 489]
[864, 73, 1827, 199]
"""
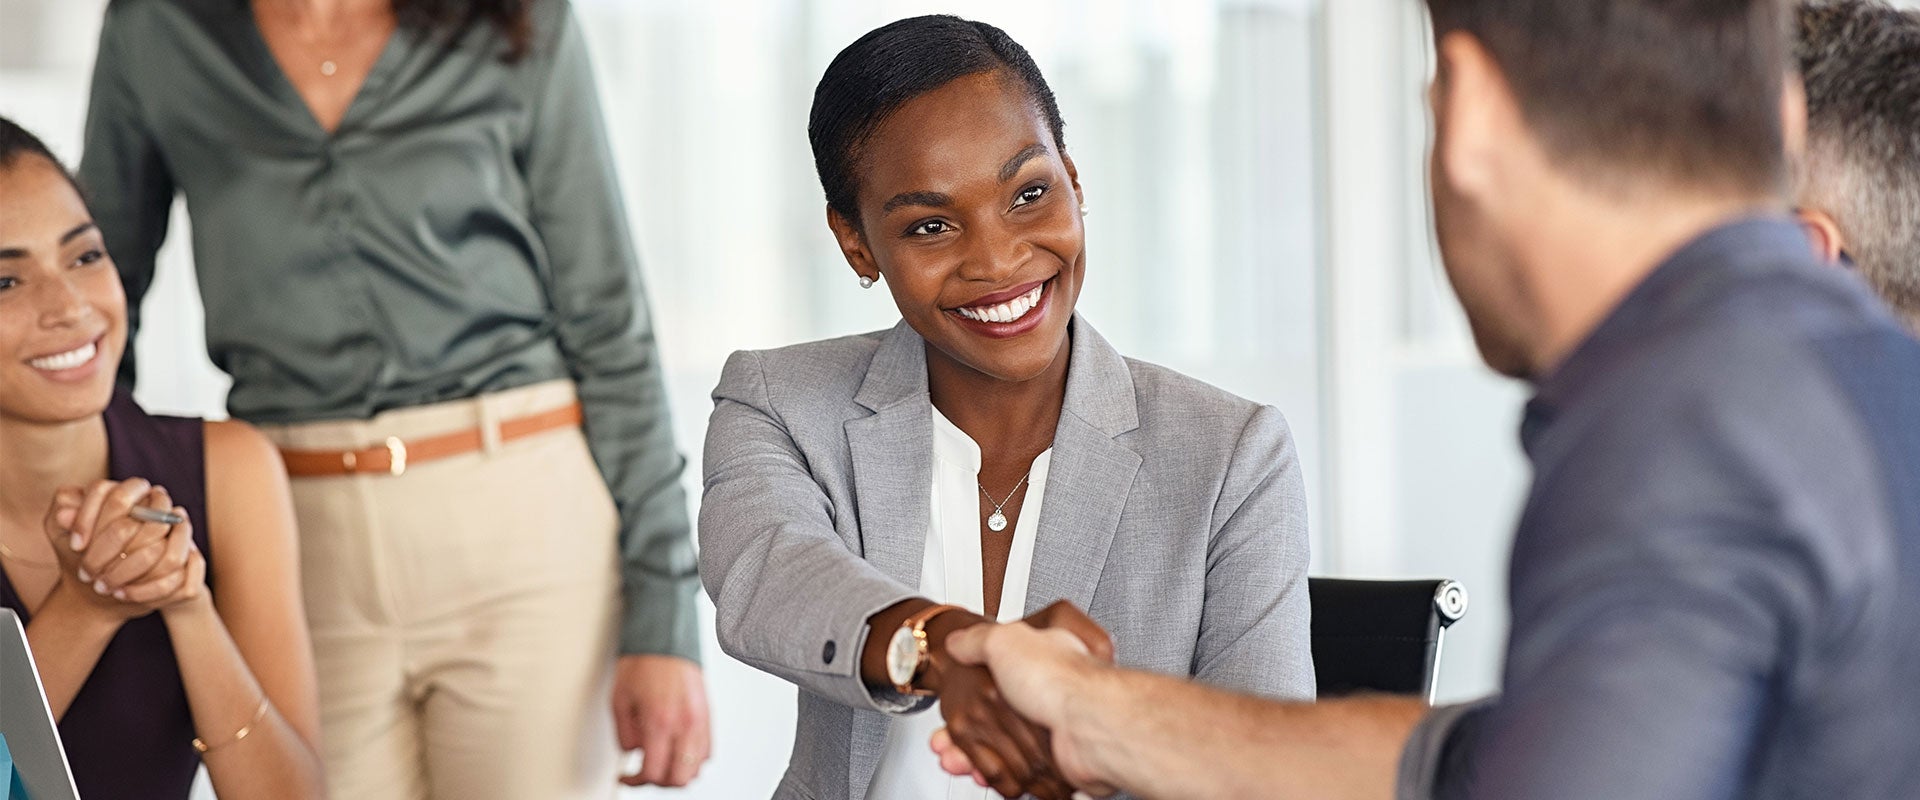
[822, 640, 837, 665]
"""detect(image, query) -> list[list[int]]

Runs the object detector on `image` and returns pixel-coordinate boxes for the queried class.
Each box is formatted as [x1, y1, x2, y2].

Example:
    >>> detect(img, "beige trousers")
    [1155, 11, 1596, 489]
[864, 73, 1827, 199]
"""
[259, 381, 620, 800]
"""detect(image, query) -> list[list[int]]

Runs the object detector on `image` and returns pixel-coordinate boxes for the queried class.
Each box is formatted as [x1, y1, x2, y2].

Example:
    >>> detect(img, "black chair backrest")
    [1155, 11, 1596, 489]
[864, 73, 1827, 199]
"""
[1308, 578, 1468, 701]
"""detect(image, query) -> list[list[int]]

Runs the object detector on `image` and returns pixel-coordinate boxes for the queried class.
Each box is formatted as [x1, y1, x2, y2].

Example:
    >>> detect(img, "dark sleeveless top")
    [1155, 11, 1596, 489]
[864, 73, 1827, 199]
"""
[0, 390, 212, 800]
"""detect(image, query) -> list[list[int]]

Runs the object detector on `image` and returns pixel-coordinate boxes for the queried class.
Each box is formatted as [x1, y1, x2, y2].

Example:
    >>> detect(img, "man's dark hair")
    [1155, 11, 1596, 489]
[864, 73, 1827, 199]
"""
[0, 114, 82, 196]
[1795, 0, 1920, 326]
[808, 15, 1066, 227]
[1425, 0, 1790, 196]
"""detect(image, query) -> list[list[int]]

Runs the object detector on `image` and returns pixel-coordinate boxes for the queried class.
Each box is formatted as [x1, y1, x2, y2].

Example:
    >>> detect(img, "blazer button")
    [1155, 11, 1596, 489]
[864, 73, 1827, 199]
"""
[822, 640, 837, 664]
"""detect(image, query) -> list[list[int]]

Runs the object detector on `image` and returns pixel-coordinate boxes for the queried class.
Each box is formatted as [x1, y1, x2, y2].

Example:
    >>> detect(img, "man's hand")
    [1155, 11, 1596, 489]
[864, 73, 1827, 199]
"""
[935, 608, 1118, 797]
[928, 657, 1079, 799]
[859, 600, 1114, 798]
[611, 654, 711, 787]
[1022, 600, 1115, 663]
[914, 608, 1075, 800]
[936, 603, 1430, 800]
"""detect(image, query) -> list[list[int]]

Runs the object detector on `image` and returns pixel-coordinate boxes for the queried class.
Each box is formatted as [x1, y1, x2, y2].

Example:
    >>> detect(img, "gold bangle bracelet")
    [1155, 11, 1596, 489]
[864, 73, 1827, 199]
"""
[193, 698, 270, 755]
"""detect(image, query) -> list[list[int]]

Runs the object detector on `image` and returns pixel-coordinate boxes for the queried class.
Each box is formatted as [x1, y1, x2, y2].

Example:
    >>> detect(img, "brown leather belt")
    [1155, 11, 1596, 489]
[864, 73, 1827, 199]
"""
[279, 403, 583, 478]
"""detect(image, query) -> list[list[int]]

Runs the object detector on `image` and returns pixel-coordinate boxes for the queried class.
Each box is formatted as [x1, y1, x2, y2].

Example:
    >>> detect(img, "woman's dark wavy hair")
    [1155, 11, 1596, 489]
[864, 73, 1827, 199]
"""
[809, 15, 1067, 228]
[395, 0, 534, 62]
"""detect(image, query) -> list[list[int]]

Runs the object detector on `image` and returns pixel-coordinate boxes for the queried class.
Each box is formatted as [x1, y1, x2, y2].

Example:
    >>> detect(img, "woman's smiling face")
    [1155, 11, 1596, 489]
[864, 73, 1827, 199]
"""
[830, 70, 1085, 385]
[0, 155, 126, 425]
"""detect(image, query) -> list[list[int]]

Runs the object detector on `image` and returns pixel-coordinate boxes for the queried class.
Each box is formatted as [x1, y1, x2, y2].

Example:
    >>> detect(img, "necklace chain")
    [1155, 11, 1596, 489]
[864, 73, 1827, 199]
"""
[0, 540, 58, 569]
[978, 470, 1033, 528]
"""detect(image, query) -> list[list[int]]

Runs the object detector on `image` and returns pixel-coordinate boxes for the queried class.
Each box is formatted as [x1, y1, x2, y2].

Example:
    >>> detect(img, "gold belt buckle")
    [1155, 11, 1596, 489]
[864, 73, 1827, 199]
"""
[385, 437, 408, 476]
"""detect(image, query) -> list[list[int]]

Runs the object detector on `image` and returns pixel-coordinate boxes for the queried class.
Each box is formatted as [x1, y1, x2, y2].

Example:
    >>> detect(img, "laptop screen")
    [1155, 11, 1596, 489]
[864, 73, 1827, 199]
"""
[0, 608, 81, 800]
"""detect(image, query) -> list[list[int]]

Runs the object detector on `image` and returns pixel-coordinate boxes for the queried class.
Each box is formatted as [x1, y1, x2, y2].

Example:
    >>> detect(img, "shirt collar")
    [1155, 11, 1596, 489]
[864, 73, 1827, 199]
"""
[931, 406, 984, 473]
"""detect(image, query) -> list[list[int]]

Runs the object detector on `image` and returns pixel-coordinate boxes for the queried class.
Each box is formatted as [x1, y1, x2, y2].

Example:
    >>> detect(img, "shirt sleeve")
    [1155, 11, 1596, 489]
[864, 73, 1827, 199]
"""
[1397, 701, 1489, 800]
[520, 4, 699, 661]
[77, 3, 176, 388]
[1396, 509, 1824, 800]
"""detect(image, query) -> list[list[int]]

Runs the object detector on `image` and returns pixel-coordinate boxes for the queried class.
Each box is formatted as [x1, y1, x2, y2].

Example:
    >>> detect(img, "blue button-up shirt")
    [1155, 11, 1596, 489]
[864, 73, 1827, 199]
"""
[1399, 219, 1920, 799]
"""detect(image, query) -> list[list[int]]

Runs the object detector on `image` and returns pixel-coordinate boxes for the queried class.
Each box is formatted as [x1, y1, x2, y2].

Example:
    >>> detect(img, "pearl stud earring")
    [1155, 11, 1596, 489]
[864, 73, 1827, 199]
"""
[858, 275, 875, 289]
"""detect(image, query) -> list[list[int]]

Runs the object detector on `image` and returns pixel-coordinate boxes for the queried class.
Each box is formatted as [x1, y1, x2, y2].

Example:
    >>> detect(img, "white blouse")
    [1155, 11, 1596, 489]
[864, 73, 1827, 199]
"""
[865, 407, 1054, 800]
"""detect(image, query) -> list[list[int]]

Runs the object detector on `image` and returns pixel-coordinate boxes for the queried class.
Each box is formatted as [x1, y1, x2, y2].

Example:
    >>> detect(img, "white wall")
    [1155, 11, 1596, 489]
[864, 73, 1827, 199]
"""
[1318, 0, 1526, 704]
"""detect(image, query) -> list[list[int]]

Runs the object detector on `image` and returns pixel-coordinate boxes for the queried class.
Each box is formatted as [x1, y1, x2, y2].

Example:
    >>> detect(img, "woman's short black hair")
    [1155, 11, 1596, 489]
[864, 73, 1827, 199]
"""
[0, 114, 82, 196]
[808, 14, 1066, 227]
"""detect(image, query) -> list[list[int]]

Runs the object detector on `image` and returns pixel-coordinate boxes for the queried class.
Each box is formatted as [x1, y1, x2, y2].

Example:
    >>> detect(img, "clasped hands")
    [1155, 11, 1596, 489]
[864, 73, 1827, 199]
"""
[40, 478, 208, 620]
[923, 600, 1117, 800]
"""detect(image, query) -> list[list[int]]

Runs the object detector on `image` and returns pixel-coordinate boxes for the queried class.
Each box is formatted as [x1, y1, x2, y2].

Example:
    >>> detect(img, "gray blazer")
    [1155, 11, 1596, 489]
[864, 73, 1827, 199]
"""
[699, 317, 1314, 800]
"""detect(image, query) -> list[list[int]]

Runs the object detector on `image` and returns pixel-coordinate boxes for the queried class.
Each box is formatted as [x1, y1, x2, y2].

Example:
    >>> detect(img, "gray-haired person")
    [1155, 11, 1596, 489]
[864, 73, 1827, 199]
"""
[1794, 0, 1920, 330]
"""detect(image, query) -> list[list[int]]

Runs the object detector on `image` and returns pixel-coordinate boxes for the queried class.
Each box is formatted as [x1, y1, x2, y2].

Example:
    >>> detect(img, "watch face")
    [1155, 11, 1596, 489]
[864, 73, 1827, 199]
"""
[887, 626, 919, 688]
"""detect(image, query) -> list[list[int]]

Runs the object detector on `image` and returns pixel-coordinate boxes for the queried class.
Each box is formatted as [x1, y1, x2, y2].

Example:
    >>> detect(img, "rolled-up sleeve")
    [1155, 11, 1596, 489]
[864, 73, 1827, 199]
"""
[1397, 701, 1489, 800]
[1394, 511, 1821, 800]
[521, 7, 698, 661]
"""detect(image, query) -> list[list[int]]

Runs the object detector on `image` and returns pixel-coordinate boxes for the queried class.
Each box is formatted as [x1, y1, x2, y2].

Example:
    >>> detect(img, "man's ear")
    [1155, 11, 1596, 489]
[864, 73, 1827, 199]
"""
[827, 206, 880, 283]
[1795, 206, 1847, 265]
[1432, 32, 1517, 205]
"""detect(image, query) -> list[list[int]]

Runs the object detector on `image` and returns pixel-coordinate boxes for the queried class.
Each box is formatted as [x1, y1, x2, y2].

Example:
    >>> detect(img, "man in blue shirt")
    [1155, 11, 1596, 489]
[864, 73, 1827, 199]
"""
[926, 1, 1920, 798]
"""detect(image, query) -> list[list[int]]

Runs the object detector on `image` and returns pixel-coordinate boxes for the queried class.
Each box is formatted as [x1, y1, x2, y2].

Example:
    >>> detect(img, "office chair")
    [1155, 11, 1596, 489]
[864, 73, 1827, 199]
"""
[1308, 578, 1468, 702]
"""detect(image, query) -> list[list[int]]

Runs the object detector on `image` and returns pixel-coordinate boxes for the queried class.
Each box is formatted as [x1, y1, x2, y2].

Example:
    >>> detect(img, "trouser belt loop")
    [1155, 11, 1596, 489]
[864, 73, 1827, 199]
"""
[478, 395, 505, 456]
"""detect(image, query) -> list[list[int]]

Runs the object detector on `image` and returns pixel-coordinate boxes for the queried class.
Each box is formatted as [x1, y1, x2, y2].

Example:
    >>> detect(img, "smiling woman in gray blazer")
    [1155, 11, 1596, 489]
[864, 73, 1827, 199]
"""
[698, 15, 1313, 800]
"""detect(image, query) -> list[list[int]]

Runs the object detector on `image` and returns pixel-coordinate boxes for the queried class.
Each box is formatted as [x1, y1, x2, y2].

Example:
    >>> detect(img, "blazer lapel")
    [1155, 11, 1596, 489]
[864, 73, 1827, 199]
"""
[1025, 318, 1143, 613]
[844, 322, 934, 590]
[842, 322, 935, 800]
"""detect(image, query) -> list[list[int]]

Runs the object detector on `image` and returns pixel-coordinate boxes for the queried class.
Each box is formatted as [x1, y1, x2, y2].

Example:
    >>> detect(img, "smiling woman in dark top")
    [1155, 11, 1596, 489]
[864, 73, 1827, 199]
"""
[0, 116, 324, 800]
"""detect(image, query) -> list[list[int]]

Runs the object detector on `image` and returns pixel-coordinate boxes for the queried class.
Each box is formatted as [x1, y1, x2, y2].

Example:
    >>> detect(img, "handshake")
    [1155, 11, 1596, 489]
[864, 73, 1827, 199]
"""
[910, 600, 1121, 800]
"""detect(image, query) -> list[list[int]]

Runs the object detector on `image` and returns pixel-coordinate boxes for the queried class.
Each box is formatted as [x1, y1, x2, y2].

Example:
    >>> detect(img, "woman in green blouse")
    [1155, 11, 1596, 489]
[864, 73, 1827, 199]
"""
[77, 1, 709, 797]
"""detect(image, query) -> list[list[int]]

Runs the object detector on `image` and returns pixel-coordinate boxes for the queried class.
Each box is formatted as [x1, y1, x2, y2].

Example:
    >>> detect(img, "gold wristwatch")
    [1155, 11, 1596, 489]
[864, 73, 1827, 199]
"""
[886, 603, 964, 696]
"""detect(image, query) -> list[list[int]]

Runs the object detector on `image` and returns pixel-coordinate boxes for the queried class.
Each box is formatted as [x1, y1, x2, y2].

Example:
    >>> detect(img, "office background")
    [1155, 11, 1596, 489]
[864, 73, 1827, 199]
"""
[15, 0, 1890, 796]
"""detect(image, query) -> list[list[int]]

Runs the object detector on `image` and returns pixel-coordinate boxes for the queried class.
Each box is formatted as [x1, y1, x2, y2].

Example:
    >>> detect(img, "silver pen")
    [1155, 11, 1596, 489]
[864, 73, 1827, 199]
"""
[130, 506, 185, 526]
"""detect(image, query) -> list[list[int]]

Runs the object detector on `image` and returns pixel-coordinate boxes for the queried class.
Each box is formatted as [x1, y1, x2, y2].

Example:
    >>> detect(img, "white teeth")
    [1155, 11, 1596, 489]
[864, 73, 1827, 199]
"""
[29, 342, 97, 371]
[958, 284, 1045, 324]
